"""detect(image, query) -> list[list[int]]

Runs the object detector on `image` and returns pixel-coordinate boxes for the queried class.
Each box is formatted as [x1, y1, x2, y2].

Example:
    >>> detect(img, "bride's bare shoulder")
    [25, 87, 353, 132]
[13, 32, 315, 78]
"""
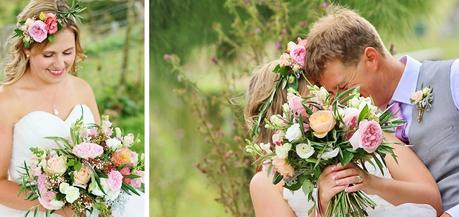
[250, 171, 284, 195]
[0, 85, 21, 124]
[68, 75, 96, 99]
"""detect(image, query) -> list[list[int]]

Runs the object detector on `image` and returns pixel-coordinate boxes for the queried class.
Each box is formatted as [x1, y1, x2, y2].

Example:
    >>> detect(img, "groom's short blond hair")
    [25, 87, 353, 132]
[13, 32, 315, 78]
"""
[305, 6, 389, 81]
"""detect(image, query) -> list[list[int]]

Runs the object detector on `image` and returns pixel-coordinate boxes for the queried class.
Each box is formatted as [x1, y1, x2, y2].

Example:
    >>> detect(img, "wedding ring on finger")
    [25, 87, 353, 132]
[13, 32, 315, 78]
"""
[356, 175, 363, 183]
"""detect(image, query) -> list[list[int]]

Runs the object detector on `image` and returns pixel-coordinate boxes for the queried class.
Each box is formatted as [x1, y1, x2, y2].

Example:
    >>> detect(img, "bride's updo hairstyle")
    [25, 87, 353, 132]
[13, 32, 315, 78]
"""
[2, 0, 85, 85]
[244, 60, 310, 144]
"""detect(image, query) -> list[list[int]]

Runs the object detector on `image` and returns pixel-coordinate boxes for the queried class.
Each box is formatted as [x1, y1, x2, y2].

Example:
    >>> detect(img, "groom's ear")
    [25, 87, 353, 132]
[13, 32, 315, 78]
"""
[362, 47, 380, 71]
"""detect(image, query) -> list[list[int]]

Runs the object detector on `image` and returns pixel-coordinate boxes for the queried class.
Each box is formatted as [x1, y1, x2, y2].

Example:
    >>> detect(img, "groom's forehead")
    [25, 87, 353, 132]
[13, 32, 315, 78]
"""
[322, 59, 347, 77]
[318, 61, 348, 90]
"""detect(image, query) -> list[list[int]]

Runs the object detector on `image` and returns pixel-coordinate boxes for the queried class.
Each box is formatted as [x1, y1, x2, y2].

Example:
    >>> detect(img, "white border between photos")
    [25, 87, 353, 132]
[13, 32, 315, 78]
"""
[143, 0, 150, 216]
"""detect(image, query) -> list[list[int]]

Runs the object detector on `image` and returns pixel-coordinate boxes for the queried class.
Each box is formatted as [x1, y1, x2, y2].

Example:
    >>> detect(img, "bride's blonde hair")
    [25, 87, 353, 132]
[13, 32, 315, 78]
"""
[244, 60, 310, 144]
[2, 0, 85, 85]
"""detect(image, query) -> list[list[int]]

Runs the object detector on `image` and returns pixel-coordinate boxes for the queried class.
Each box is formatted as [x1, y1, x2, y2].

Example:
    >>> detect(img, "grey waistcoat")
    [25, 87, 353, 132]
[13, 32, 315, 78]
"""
[409, 60, 459, 211]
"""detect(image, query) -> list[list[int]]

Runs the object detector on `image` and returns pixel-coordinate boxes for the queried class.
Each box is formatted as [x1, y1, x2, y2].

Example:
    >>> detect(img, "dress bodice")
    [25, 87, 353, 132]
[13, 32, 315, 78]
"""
[9, 104, 95, 182]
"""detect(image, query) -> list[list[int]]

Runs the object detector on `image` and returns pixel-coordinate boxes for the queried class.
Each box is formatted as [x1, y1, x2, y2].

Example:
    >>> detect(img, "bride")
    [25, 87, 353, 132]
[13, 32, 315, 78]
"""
[0, 0, 144, 216]
[245, 61, 442, 217]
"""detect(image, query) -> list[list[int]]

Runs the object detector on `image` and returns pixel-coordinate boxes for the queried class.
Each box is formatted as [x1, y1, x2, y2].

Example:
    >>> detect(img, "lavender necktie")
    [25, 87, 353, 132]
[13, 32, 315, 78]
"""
[388, 101, 409, 144]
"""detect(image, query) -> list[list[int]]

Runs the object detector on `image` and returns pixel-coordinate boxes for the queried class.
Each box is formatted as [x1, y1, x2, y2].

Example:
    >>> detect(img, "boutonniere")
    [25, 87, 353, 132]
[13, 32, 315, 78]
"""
[410, 86, 433, 122]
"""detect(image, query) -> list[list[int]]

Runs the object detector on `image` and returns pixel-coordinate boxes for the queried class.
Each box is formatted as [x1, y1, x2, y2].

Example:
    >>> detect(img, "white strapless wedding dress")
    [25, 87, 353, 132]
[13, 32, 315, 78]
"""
[283, 160, 437, 217]
[0, 104, 145, 217]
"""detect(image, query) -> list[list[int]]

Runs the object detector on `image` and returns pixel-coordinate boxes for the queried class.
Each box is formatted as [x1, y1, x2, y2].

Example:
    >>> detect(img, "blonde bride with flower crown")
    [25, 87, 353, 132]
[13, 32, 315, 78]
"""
[0, 0, 144, 216]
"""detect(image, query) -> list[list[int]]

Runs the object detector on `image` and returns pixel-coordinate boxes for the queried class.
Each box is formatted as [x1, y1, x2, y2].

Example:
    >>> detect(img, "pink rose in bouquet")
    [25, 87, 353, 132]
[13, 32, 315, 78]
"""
[107, 170, 123, 191]
[350, 120, 383, 153]
[43, 155, 67, 176]
[111, 147, 139, 167]
[343, 107, 360, 129]
[73, 165, 91, 186]
[72, 142, 104, 159]
[288, 93, 307, 119]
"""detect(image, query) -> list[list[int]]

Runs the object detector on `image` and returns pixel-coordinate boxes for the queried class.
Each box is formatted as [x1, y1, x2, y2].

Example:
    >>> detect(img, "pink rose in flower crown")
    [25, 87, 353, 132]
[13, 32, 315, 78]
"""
[287, 93, 307, 119]
[289, 44, 306, 68]
[28, 20, 48, 42]
[107, 170, 123, 191]
[111, 147, 138, 167]
[72, 142, 104, 159]
[272, 156, 294, 178]
[349, 120, 383, 153]
[44, 13, 58, 34]
[272, 130, 285, 146]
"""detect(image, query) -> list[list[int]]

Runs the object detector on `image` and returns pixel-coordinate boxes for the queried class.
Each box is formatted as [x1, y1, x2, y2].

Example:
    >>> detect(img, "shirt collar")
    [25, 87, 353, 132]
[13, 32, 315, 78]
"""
[391, 55, 421, 105]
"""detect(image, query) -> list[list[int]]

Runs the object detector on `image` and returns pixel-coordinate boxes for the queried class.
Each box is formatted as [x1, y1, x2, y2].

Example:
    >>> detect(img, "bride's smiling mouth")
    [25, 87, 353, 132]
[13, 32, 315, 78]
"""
[47, 68, 65, 77]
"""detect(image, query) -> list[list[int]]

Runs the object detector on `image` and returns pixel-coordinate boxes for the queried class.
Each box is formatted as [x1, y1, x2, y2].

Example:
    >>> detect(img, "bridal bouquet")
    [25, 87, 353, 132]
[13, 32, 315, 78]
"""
[19, 116, 144, 217]
[246, 86, 403, 217]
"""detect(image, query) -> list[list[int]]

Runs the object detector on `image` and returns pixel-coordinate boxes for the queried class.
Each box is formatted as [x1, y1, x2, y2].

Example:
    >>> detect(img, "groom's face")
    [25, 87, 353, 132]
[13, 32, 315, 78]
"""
[317, 48, 386, 106]
[318, 58, 370, 97]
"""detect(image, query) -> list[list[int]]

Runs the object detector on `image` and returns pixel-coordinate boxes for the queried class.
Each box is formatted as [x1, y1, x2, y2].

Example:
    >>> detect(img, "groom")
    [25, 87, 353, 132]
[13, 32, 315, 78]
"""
[304, 6, 459, 217]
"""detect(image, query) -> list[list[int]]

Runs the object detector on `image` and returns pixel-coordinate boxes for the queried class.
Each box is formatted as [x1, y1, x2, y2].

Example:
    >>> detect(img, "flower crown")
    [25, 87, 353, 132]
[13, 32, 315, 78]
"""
[13, 0, 85, 48]
[250, 37, 310, 138]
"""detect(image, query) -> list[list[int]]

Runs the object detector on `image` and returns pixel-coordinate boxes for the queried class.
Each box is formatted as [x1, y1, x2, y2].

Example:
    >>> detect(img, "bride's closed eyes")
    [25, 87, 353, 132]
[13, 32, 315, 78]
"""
[42, 47, 74, 58]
